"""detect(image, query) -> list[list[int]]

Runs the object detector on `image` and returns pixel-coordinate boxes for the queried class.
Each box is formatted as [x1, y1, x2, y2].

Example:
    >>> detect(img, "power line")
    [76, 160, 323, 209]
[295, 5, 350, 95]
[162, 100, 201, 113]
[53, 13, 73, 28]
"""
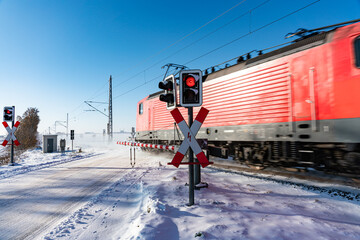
[108, 0, 269, 99]
[42, 0, 321, 133]
[113, 73, 163, 100]
[88, 81, 109, 101]
[67, 78, 109, 117]
[111, 0, 249, 87]
[111, 0, 321, 100]
[129, 0, 271, 78]
[82, 0, 253, 106]
[150, 0, 249, 56]
[184, 0, 321, 65]
[56, 0, 320, 133]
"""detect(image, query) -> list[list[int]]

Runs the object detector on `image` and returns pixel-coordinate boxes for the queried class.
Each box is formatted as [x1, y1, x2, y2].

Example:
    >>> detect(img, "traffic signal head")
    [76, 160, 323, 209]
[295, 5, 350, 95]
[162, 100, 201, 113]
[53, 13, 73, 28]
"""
[159, 75, 177, 110]
[3, 106, 14, 122]
[70, 130, 74, 140]
[179, 69, 203, 107]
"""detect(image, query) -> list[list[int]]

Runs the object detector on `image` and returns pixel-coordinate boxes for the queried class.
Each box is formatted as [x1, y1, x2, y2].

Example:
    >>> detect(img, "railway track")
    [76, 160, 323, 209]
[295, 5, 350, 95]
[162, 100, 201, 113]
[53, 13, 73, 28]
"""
[209, 159, 360, 202]
[138, 149, 360, 201]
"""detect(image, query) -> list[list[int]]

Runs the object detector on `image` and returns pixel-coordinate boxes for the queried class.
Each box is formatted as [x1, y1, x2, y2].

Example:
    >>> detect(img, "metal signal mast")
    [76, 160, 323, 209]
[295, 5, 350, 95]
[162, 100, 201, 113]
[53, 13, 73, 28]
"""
[84, 75, 113, 139]
[108, 75, 113, 139]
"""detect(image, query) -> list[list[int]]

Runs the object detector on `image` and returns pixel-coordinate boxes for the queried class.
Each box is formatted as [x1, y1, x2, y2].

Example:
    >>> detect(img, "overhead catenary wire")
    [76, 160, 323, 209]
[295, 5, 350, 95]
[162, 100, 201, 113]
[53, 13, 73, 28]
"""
[87, 81, 110, 101]
[184, 0, 321, 66]
[205, 39, 294, 72]
[88, 0, 272, 109]
[58, 78, 109, 126]
[43, 98, 106, 134]
[112, 0, 321, 100]
[110, 0, 272, 94]
[77, 2, 289, 111]
[63, 76, 112, 129]
[79, 76, 114, 110]
[113, 73, 163, 100]
[42, 0, 322, 133]
[84, 0, 253, 104]
[111, 0, 250, 86]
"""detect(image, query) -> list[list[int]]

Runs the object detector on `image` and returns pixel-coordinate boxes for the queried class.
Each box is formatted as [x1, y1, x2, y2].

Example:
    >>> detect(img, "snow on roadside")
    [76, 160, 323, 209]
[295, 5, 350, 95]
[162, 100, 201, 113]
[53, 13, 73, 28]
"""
[0, 133, 129, 180]
[0, 149, 100, 180]
[41, 148, 360, 240]
[2, 133, 359, 239]
[125, 164, 360, 240]
[44, 168, 148, 239]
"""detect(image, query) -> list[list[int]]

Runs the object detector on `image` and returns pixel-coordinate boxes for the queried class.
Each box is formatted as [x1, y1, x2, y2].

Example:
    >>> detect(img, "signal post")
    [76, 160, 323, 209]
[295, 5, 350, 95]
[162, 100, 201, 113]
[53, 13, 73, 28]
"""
[70, 130, 74, 152]
[2, 106, 20, 166]
[159, 69, 211, 206]
[179, 70, 203, 192]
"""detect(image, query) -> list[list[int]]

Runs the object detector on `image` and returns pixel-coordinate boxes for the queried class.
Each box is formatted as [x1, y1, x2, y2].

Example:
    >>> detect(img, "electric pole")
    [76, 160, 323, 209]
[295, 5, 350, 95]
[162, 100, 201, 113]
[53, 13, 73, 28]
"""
[108, 75, 113, 139]
[84, 75, 113, 139]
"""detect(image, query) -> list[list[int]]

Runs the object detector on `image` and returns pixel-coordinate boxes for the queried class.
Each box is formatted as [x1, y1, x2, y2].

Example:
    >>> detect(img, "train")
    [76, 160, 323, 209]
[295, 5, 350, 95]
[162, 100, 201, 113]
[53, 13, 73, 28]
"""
[135, 20, 360, 174]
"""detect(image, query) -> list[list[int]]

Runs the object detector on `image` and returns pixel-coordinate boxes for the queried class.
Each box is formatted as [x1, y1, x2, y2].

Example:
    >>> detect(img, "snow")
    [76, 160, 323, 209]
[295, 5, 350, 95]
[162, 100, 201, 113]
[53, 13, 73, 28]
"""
[0, 149, 100, 180]
[0, 134, 360, 239]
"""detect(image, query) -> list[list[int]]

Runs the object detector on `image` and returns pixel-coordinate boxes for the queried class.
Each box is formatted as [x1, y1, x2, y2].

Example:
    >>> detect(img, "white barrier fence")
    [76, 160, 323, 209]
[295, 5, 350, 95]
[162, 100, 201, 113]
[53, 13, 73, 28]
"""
[117, 141, 176, 152]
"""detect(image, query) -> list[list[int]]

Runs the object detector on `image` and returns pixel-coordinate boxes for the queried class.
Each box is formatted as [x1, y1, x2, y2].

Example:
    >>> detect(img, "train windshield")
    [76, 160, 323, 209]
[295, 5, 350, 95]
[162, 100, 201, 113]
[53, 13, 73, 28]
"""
[355, 37, 360, 68]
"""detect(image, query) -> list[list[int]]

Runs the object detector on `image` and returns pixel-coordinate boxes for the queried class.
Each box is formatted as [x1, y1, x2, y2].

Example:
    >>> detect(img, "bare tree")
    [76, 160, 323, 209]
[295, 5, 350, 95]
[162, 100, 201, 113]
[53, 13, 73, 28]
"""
[16, 108, 40, 150]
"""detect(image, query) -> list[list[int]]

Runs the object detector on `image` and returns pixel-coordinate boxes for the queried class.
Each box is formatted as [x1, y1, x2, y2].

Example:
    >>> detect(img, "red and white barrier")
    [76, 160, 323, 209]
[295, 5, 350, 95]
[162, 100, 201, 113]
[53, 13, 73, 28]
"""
[116, 141, 176, 152]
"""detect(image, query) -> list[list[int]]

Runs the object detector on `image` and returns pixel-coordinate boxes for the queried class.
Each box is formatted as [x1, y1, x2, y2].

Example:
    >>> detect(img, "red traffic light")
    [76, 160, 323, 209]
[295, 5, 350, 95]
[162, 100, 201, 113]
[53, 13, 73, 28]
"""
[3, 106, 14, 122]
[180, 69, 202, 107]
[185, 76, 196, 87]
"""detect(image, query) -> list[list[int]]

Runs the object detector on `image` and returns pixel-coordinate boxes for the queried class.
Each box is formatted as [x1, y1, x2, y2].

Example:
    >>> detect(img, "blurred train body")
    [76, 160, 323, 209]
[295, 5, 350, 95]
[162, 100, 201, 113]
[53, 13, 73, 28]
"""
[136, 21, 360, 173]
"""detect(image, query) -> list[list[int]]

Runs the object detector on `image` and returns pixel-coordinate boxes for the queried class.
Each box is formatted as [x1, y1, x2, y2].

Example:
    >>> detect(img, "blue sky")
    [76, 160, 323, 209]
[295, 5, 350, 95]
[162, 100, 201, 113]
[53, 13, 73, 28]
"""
[0, 0, 359, 135]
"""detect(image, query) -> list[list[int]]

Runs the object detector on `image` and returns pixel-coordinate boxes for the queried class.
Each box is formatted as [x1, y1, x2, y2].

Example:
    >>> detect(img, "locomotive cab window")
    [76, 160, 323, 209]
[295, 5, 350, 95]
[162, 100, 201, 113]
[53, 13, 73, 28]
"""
[139, 103, 143, 115]
[355, 37, 360, 68]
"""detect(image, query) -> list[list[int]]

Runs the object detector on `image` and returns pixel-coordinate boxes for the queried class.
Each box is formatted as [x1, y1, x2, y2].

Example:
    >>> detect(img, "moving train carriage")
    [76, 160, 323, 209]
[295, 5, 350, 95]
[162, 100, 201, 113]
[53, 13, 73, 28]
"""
[136, 21, 360, 173]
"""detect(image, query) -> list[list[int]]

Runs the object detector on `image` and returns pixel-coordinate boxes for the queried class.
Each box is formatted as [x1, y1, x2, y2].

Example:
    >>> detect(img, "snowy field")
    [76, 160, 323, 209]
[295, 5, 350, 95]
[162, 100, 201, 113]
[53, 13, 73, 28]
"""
[0, 134, 360, 239]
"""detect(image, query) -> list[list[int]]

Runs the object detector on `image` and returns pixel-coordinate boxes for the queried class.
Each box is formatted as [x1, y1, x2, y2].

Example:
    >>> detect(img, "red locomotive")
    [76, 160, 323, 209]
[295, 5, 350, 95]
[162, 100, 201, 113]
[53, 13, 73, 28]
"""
[136, 20, 360, 173]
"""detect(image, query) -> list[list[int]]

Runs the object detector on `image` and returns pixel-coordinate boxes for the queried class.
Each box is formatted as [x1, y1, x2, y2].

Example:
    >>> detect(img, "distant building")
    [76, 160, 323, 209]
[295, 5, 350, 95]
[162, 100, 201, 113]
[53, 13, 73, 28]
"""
[43, 135, 58, 153]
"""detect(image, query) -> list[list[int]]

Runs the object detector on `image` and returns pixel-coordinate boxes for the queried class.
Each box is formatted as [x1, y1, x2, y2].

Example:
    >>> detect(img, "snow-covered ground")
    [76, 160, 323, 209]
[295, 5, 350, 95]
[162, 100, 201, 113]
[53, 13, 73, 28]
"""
[0, 134, 360, 239]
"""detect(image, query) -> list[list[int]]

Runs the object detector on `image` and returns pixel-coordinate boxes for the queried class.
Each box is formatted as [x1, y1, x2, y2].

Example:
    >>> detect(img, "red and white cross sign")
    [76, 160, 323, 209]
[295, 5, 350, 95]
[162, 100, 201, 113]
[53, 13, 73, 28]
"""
[1, 121, 20, 147]
[169, 107, 210, 168]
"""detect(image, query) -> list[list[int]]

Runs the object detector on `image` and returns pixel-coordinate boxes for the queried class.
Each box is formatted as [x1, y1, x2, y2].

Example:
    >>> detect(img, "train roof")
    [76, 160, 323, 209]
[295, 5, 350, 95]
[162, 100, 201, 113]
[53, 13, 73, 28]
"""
[144, 20, 360, 100]
[203, 30, 331, 82]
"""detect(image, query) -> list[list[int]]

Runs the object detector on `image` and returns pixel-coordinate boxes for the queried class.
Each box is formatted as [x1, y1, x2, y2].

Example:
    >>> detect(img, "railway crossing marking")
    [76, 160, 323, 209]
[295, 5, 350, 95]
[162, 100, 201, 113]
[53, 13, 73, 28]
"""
[169, 107, 211, 168]
[1, 121, 20, 147]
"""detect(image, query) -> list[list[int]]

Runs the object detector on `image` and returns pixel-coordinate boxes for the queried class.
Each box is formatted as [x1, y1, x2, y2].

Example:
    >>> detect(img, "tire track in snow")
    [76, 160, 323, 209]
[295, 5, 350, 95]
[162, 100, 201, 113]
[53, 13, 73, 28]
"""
[43, 168, 150, 239]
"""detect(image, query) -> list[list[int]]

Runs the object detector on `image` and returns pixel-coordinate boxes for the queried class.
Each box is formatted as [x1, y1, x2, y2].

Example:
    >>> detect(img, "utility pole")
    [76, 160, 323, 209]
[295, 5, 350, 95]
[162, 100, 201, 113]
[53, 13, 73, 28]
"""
[84, 75, 113, 138]
[108, 75, 113, 139]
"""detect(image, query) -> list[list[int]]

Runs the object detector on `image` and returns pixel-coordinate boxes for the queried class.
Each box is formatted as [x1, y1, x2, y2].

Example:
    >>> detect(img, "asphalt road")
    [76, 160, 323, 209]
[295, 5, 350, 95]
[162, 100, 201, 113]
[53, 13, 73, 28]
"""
[0, 152, 131, 240]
